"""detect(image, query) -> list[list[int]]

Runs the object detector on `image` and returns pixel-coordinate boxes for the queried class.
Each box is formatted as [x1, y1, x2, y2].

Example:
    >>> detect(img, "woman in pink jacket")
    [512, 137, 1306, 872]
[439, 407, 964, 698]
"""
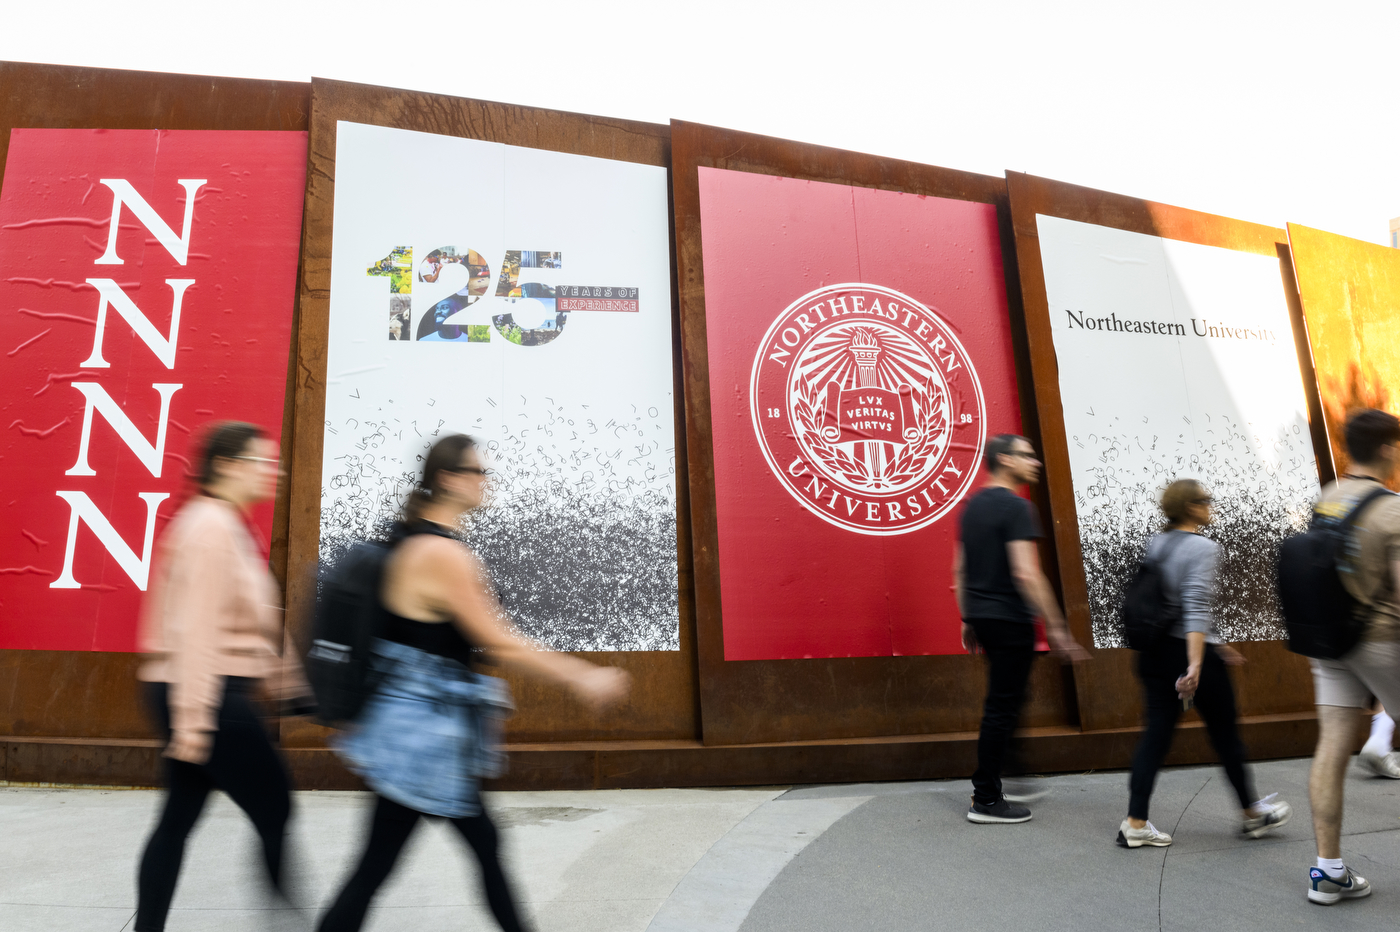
[134, 422, 312, 932]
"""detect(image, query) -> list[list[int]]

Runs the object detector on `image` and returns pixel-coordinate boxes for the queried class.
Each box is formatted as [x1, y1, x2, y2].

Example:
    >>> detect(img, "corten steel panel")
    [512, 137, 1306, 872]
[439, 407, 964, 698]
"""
[1286, 222, 1400, 481]
[0, 62, 310, 741]
[283, 78, 698, 749]
[670, 120, 1074, 746]
[2, 737, 161, 786]
[1005, 172, 1323, 732]
[5, 710, 1321, 789]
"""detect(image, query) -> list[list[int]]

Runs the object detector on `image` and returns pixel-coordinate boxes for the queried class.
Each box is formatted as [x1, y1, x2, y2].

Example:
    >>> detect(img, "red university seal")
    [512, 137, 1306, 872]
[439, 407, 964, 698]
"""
[750, 283, 985, 535]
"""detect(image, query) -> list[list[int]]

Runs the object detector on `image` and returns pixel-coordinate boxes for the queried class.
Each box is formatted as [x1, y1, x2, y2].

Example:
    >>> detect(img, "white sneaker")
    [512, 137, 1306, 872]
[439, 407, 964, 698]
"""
[1116, 819, 1172, 848]
[1358, 741, 1400, 779]
[1243, 794, 1292, 838]
[1308, 865, 1372, 905]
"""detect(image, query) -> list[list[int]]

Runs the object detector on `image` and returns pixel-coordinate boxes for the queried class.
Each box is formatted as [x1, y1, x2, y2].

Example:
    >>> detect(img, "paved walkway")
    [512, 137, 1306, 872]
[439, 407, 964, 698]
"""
[5, 757, 1400, 931]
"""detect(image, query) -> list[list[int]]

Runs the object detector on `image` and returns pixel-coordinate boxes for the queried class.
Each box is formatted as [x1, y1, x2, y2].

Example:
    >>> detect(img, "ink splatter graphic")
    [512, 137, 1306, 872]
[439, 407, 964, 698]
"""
[1071, 412, 1316, 648]
[319, 400, 679, 651]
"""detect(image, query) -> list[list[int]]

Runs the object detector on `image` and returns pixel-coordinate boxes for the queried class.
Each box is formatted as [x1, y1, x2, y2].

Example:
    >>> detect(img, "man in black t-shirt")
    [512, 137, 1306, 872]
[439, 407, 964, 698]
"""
[954, 434, 1088, 824]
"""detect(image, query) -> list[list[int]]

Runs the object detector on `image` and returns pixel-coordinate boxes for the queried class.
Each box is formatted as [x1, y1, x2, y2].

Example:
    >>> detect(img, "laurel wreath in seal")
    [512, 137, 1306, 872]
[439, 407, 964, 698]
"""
[791, 376, 950, 493]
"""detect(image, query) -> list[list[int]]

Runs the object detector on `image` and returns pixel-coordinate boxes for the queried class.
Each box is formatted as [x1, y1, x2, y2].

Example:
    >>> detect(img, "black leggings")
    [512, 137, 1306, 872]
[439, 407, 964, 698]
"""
[135, 678, 292, 932]
[318, 793, 527, 932]
[1128, 638, 1256, 820]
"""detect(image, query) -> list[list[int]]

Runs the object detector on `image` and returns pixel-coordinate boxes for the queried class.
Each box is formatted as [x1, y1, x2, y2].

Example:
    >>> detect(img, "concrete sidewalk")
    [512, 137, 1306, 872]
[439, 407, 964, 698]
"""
[4, 757, 1400, 931]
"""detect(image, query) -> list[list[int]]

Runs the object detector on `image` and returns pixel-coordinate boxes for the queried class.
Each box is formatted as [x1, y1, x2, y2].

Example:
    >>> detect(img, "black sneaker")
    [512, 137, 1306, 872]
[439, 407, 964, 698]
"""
[967, 796, 1032, 824]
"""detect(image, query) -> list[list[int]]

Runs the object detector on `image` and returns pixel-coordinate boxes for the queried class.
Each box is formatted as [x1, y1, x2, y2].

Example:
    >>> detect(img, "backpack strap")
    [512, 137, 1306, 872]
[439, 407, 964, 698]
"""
[388, 519, 459, 545]
[1152, 530, 1194, 605]
[1340, 485, 1395, 532]
[1334, 485, 1396, 607]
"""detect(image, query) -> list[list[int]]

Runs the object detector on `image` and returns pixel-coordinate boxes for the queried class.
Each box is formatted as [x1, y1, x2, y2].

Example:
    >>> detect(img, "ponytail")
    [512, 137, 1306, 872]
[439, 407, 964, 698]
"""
[403, 486, 434, 523]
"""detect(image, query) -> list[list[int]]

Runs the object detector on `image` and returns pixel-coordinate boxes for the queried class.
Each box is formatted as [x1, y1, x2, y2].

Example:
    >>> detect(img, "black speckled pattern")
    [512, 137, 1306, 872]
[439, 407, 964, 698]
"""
[1069, 412, 1317, 648]
[318, 402, 679, 651]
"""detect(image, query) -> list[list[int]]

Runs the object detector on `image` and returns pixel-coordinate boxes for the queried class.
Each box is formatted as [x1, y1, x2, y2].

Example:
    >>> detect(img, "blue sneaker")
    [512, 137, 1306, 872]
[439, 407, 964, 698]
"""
[1308, 866, 1371, 905]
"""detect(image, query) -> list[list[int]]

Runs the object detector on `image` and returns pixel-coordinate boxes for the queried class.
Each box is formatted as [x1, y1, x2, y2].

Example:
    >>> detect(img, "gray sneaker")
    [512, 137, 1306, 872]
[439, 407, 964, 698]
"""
[1116, 819, 1172, 848]
[1243, 794, 1292, 838]
[1308, 866, 1371, 905]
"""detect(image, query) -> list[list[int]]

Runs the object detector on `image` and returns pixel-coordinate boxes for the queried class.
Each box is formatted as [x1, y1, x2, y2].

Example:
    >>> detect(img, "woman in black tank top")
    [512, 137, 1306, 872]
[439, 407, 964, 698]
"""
[319, 435, 629, 932]
[381, 522, 477, 666]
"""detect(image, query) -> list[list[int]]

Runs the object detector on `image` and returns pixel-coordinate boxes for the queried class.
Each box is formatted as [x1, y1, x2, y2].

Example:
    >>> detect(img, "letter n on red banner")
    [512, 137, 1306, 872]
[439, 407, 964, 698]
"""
[698, 168, 1025, 659]
[0, 129, 307, 651]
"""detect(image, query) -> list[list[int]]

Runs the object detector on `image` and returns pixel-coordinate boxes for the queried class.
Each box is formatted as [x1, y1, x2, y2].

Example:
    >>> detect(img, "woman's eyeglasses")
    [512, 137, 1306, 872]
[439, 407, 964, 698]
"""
[1192, 496, 1214, 505]
[443, 465, 491, 477]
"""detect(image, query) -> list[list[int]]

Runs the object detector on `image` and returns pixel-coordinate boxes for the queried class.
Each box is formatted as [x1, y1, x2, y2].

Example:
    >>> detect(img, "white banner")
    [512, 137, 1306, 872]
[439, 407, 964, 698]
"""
[321, 121, 678, 651]
[1038, 215, 1318, 647]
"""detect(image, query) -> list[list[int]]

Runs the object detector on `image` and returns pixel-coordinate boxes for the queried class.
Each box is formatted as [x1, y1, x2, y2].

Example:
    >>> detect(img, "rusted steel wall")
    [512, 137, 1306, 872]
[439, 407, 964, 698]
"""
[1287, 222, 1400, 481]
[1006, 172, 1320, 734]
[0, 62, 1328, 788]
[670, 120, 1076, 746]
[279, 78, 699, 778]
[0, 62, 310, 786]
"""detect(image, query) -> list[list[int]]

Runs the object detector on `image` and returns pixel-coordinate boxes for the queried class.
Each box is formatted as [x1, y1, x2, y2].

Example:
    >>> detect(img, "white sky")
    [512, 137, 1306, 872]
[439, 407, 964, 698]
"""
[4, 0, 1396, 245]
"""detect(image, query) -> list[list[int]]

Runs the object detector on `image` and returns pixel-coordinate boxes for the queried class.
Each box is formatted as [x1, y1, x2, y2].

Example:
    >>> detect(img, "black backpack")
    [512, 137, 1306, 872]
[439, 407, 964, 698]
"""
[305, 539, 393, 727]
[1278, 485, 1394, 660]
[1121, 531, 1191, 651]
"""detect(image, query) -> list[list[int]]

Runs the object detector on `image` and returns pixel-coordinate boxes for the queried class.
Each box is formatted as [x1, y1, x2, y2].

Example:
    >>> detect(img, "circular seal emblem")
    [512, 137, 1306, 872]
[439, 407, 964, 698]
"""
[750, 283, 985, 535]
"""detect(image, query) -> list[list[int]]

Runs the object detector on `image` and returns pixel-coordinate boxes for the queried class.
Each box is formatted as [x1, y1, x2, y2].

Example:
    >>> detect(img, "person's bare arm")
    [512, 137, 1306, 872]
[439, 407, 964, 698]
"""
[953, 544, 977, 653]
[1007, 539, 1088, 662]
[421, 540, 627, 708]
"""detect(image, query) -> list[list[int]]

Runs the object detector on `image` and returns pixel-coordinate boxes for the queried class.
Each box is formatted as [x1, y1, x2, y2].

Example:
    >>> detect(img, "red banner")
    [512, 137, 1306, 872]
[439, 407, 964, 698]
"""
[0, 129, 307, 651]
[698, 168, 1024, 659]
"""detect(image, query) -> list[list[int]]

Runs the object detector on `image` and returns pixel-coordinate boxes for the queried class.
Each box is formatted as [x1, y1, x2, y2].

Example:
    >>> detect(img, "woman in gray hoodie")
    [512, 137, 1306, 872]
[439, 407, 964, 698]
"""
[1116, 478, 1292, 848]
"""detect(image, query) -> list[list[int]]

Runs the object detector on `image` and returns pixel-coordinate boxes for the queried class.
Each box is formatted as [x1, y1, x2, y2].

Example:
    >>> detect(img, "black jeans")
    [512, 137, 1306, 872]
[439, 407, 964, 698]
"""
[969, 618, 1038, 805]
[318, 793, 527, 932]
[135, 678, 292, 932]
[1128, 637, 1256, 820]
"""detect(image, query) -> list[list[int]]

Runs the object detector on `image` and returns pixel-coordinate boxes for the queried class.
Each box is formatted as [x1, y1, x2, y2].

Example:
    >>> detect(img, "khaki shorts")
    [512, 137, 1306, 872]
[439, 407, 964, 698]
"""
[1311, 640, 1400, 712]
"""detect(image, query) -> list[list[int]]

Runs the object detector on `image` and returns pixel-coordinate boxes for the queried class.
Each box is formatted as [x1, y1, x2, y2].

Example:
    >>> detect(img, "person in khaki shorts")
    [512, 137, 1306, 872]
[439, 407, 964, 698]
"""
[1307, 408, 1400, 905]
